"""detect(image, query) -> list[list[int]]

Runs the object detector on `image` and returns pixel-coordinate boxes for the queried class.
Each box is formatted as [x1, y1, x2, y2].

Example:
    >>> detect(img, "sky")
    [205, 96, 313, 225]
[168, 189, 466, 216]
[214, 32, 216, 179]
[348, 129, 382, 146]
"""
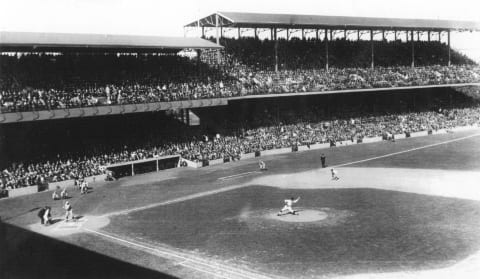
[1, 0, 479, 61]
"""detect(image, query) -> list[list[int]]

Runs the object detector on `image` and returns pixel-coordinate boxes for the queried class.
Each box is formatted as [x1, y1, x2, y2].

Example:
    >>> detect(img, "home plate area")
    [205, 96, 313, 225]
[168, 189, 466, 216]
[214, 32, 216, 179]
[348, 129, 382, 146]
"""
[52, 216, 88, 231]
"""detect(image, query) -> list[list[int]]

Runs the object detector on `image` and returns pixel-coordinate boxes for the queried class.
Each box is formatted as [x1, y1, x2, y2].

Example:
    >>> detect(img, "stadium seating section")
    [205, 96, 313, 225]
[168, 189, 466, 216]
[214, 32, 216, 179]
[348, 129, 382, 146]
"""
[1, 38, 480, 190]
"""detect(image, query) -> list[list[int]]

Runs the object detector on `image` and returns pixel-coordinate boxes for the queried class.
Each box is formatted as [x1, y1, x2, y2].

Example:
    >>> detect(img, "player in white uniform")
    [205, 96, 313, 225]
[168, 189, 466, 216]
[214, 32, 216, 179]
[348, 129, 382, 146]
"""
[43, 206, 52, 225]
[277, 197, 300, 216]
[64, 201, 74, 222]
[259, 160, 267, 171]
[331, 168, 339, 180]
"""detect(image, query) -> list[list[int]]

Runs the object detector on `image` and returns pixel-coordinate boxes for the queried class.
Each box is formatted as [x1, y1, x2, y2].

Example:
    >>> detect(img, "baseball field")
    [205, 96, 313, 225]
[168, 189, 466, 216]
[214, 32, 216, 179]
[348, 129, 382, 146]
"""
[2, 129, 480, 279]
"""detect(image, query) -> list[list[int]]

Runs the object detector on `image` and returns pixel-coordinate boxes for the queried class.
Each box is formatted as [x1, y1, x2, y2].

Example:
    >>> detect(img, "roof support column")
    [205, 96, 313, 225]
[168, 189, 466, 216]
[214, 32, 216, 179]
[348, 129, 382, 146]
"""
[411, 30, 415, 68]
[215, 13, 220, 64]
[302, 29, 305, 40]
[316, 29, 319, 40]
[325, 28, 329, 71]
[274, 28, 278, 72]
[394, 30, 397, 41]
[286, 28, 290, 40]
[357, 30, 360, 41]
[238, 28, 241, 39]
[370, 29, 374, 69]
[202, 27, 205, 38]
[448, 30, 451, 66]
[382, 30, 385, 41]
[254, 28, 258, 39]
[428, 31, 430, 42]
[330, 30, 333, 40]
[344, 29, 347, 39]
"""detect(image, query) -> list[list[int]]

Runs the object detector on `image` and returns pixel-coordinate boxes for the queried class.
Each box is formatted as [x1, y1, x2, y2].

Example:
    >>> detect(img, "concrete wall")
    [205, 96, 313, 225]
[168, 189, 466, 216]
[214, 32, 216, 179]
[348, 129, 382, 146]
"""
[8, 186, 38, 198]
[209, 159, 224, 166]
[298, 145, 312, 152]
[362, 137, 383, 143]
[432, 129, 447, 135]
[182, 159, 202, 168]
[410, 131, 428, 138]
[48, 174, 107, 191]
[337, 140, 356, 146]
[452, 125, 477, 132]
[310, 143, 330, 150]
[394, 133, 406, 139]
[262, 147, 292, 157]
[241, 153, 256, 160]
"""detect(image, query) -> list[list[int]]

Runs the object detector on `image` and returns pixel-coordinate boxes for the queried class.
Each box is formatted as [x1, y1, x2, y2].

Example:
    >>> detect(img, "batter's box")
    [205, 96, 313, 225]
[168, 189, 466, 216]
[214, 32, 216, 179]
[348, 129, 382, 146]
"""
[53, 218, 88, 231]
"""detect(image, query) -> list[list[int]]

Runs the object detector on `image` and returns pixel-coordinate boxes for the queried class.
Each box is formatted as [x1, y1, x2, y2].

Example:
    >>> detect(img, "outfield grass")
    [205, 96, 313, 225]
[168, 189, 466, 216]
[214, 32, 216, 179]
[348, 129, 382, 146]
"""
[105, 186, 480, 277]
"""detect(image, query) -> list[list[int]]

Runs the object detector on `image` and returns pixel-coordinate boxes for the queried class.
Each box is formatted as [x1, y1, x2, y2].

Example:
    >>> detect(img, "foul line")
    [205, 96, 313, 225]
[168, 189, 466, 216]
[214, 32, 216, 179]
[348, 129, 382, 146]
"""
[83, 228, 274, 279]
[332, 132, 480, 169]
[103, 183, 249, 217]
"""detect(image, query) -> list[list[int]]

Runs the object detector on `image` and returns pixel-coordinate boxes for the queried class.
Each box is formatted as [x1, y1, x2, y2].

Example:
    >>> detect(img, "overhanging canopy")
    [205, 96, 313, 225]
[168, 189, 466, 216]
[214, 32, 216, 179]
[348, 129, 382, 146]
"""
[0, 31, 223, 52]
[186, 11, 480, 32]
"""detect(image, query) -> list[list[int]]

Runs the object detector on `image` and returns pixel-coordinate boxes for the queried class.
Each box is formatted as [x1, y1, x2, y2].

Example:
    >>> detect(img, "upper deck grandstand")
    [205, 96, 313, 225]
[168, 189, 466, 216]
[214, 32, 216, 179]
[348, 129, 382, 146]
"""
[1, 12, 480, 119]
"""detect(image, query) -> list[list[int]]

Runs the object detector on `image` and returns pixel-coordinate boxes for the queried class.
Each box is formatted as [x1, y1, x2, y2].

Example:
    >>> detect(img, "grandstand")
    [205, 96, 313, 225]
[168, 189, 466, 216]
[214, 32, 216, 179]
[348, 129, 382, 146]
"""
[1, 11, 480, 279]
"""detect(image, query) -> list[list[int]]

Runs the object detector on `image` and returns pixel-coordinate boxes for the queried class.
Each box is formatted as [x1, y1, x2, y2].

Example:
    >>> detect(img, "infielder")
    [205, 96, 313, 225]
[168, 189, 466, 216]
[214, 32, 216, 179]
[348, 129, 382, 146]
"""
[259, 160, 267, 171]
[277, 197, 300, 216]
[331, 168, 339, 180]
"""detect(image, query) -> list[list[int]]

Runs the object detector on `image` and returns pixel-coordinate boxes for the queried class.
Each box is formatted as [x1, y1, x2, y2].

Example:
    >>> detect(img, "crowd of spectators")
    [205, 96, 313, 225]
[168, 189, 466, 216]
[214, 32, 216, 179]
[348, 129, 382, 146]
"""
[218, 38, 476, 70]
[2, 38, 480, 191]
[1, 39, 479, 113]
[2, 101, 480, 190]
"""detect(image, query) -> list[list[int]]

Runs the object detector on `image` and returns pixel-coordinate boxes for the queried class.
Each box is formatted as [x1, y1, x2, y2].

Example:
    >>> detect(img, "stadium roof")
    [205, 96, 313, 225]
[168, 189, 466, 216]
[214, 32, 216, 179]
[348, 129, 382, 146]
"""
[0, 31, 222, 52]
[185, 11, 480, 31]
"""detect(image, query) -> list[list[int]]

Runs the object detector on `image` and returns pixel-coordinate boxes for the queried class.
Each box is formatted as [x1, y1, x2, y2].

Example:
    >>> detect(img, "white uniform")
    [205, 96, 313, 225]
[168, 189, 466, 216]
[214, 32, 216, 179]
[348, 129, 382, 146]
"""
[64, 202, 73, 221]
[43, 208, 51, 224]
[331, 168, 339, 180]
[279, 197, 300, 215]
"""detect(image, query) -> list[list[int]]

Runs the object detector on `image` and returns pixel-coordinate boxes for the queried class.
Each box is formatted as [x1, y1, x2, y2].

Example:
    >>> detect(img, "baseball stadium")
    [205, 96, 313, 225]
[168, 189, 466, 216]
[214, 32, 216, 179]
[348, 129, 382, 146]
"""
[1, 10, 480, 279]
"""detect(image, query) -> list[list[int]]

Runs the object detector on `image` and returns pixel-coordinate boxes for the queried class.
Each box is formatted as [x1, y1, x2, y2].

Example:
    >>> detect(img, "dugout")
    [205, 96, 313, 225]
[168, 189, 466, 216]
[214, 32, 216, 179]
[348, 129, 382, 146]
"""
[106, 155, 180, 179]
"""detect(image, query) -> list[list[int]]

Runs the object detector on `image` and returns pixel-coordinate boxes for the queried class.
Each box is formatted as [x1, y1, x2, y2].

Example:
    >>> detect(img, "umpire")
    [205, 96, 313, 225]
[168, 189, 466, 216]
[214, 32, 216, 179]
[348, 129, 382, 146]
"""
[321, 153, 326, 168]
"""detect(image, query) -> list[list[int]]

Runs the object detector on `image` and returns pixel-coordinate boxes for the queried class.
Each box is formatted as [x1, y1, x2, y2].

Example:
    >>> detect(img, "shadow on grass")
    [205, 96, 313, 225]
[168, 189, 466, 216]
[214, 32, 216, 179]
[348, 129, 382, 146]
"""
[0, 219, 177, 279]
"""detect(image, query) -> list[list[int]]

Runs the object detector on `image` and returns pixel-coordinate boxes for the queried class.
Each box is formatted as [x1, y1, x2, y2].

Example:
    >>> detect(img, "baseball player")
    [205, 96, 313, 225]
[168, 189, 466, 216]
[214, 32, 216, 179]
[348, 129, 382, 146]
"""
[60, 187, 69, 199]
[331, 168, 339, 180]
[43, 206, 52, 225]
[80, 180, 88, 195]
[259, 160, 267, 171]
[277, 197, 300, 216]
[64, 201, 74, 222]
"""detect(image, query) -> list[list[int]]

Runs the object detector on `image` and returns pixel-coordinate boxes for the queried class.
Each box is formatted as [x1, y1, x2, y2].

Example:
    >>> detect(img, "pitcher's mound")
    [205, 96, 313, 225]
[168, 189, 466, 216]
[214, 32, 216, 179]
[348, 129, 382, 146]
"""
[268, 209, 328, 222]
